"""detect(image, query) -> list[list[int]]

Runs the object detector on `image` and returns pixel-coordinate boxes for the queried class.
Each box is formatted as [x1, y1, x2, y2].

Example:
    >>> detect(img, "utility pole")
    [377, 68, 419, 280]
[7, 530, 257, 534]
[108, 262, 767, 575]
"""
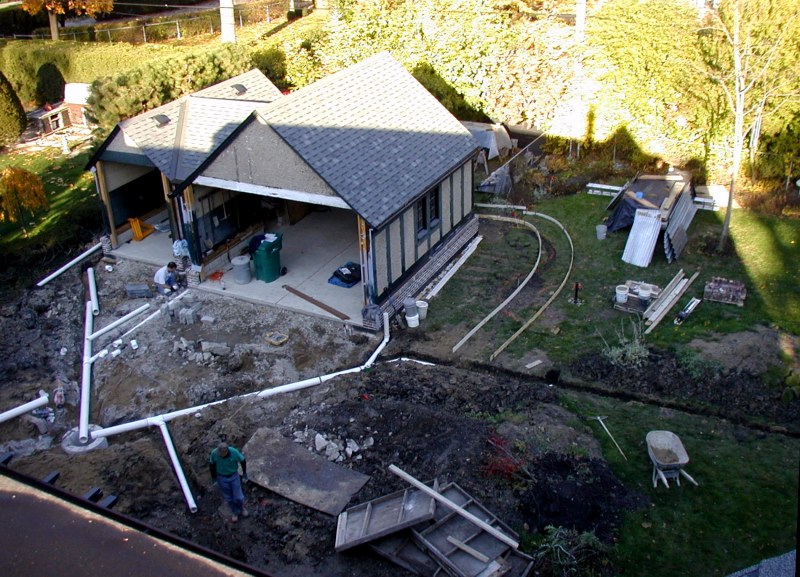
[220, 0, 236, 43]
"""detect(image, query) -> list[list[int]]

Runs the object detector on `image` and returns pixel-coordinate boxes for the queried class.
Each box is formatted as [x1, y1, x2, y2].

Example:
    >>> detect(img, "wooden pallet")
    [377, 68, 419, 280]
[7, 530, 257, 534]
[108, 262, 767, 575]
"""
[703, 277, 746, 307]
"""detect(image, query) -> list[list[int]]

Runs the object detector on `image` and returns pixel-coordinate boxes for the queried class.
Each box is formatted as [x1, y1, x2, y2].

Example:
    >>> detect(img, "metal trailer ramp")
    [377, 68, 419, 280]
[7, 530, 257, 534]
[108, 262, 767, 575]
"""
[335, 481, 439, 552]
[411, 483, 532, 577]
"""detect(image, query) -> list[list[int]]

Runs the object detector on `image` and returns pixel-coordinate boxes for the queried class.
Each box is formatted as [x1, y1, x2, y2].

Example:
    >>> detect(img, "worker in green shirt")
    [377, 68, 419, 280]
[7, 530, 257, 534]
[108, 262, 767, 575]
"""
[209, 442, 249, 522]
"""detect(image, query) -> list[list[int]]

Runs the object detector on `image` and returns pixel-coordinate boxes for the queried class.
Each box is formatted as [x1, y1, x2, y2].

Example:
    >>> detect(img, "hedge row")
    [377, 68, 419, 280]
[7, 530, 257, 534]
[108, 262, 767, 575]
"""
[87, 43, 257, 130]
[0, 40, 197, 107]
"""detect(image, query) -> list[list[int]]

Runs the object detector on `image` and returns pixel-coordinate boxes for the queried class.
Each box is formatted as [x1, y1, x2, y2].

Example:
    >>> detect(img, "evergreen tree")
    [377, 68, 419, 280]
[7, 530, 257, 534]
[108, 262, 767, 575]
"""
[0, 71, 27, 149]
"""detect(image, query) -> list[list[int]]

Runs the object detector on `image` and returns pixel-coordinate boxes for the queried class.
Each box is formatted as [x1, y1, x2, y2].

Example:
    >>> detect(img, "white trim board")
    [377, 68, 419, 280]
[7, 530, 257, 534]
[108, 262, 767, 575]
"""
[194, 176, 351, 210]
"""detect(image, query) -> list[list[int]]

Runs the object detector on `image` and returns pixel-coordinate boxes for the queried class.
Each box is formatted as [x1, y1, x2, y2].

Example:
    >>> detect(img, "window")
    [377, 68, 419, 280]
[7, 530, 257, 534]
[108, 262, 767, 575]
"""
[416, 186, 440, 239]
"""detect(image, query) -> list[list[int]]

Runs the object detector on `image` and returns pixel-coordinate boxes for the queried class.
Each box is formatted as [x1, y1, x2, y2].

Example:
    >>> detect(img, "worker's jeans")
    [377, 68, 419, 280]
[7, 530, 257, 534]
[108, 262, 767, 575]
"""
[217, 473, 244, 515]
[157, 272, 178, 295]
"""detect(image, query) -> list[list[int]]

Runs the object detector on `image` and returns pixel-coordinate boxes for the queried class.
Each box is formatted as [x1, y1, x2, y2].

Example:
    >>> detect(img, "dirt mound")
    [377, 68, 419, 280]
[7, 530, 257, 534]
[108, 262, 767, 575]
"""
[569, 348, 800, 433]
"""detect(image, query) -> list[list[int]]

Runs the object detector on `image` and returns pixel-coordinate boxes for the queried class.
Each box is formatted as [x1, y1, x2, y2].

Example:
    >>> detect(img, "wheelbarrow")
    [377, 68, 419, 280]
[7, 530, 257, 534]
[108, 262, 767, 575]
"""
[646, 431, 698, 488]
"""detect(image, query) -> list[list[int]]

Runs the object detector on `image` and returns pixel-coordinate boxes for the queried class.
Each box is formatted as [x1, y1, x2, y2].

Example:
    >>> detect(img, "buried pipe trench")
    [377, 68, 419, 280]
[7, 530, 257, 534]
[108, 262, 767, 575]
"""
[87, 267, 100, 316]
[89, 313, 392, 512]
[36, 243, 102, 287]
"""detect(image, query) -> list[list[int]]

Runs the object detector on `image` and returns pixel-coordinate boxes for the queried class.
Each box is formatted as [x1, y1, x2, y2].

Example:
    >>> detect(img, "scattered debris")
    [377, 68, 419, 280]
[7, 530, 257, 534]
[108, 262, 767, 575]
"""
[704, 277, 746, 307]
[674, 298, 701, 325]
[266, 331, 288, 346]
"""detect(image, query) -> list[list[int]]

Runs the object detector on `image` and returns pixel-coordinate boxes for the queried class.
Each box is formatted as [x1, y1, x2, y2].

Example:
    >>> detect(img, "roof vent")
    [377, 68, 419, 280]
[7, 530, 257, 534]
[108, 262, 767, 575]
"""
[152, 114, 171, 127]
[231, 83, 247, 96]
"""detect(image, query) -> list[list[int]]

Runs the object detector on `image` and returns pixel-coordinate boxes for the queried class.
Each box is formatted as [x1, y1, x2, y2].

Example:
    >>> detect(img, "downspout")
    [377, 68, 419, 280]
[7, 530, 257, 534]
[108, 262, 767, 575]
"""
[87, 267, 100, 316]
[36, 244, 102, 287]
[154, 419, 198, 513]
[90, 313, 392, 511]
[0, 391, 48, 425]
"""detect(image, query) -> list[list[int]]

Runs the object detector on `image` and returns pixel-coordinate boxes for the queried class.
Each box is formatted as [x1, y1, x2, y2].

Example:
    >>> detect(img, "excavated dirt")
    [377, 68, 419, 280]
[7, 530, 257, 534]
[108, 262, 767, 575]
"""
[0, 247, 796, 576]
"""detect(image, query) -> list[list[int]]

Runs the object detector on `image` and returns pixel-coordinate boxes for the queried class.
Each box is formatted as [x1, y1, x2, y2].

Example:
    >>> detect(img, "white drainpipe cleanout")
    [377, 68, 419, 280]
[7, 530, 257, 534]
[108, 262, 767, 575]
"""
[79, 301, 94, 443]
[36, 243, 102, 287]
[0, 390, 48, 425]
[155, 419, 198, 512]
[87, 267, 100, 316]
[90, 312, 393, 511]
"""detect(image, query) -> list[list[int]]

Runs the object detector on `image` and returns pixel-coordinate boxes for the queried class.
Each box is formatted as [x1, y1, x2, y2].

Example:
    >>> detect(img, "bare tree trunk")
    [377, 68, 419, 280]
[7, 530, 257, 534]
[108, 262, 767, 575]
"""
[48, 11, 59, 40]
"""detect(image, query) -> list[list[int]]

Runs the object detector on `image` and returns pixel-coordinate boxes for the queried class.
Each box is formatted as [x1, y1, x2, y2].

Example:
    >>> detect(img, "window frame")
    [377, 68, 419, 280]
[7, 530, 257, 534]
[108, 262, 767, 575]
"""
[415, 185, 441, 241]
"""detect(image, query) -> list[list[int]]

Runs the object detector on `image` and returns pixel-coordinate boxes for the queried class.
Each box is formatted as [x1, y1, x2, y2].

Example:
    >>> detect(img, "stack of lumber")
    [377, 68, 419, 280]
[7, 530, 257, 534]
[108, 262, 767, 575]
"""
[642, 269, 699, 334]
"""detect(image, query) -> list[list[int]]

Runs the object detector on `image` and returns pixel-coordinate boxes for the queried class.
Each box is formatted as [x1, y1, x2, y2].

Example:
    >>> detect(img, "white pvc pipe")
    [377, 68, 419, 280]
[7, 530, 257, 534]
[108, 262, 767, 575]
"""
[36, 243, 102, 287]
[88, 303, 151, 342]
[87, 267, 100, 316]
[79, 300, 95, 443]
[364, 312, 390, 367]
[387, 357, 438, 367]
[118, 290, 193, 341]
[90, 312, 393, 511]
[0, 391, 48, 424]
[155, 419, 198, 513]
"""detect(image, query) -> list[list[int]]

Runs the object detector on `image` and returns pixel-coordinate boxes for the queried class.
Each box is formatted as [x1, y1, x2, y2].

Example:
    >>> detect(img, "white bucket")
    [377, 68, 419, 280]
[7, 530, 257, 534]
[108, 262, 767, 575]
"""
[416, 301, 428, 320]
[596, 224, 607, 240]
[638, 283, 652, 302]
[615, 285, 629, 304]
[405, 313, 420, 328]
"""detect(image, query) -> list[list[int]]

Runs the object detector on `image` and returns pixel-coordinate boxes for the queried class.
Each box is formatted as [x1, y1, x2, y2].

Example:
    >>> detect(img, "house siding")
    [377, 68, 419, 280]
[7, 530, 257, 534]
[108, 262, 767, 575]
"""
[102, 162, 153, 191]
[371, 161, 472, 298]
[202, 120, 338, 198]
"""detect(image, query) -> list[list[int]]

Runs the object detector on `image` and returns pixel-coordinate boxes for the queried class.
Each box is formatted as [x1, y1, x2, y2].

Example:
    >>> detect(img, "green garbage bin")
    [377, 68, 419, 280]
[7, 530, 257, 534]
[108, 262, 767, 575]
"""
[254, 233, 282, 283]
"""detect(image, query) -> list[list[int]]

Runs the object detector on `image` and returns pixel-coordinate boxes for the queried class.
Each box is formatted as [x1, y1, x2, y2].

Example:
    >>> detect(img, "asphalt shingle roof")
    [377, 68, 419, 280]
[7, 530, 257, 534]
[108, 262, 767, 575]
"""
[115, 70, 283, 182]
[255, 52, 480, 229]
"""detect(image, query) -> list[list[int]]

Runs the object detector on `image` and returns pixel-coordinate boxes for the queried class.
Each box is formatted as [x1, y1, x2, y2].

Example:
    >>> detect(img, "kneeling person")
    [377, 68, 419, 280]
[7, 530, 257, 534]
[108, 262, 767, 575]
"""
[154, 261, 178, 295]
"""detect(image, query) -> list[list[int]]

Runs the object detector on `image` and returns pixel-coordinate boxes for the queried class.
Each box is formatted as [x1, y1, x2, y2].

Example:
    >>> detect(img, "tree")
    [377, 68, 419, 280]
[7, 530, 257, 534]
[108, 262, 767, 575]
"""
[0, 71, 27, 149]
[22, 0, 114, 40]
[699, 0, 800, 252]
[0, 167, 48, 237]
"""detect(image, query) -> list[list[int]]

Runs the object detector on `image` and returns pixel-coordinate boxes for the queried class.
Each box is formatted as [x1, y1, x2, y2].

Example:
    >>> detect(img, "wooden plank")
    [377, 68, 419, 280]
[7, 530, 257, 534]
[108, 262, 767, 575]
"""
[645, 272, 699, 335]
[644, 269, 683, 319]
[447, 536, 491, 563]
[282, 284, 350, 320]
[390, 465, 519, 549]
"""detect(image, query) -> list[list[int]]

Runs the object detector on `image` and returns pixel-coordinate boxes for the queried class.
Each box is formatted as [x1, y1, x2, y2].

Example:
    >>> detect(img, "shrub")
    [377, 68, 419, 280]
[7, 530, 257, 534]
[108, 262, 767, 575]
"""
[598, 318, 649, 368]
[0, 70, 26, 148]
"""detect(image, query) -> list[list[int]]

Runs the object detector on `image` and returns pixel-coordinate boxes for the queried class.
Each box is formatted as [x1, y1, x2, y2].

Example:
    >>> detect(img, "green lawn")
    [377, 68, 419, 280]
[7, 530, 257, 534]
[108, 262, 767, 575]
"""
[564, 392, 799, 577]
[0, 147, 99, 296]
[458, 194, 800, 366]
